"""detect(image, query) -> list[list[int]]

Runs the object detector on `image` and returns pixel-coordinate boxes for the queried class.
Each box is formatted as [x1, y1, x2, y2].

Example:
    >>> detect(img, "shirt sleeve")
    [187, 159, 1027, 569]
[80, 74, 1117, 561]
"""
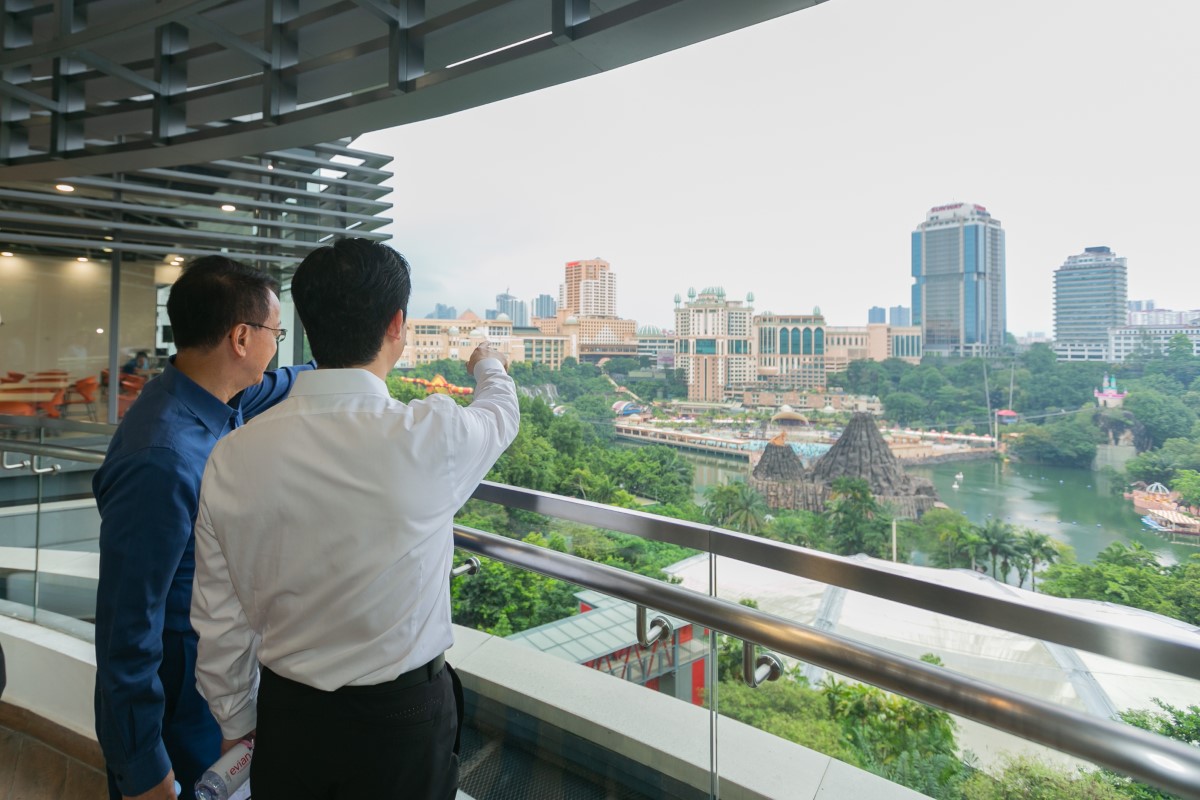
[191, 464, 261, 740]
[236, 361, 316, 421]
[445, 358, 521, 504]
[92, 448, 193, 796]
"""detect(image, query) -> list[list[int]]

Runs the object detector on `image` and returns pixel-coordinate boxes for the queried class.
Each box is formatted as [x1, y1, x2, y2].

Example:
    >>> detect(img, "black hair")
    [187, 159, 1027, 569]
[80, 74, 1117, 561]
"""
[292, 239, 411, 369]
[166, 256, 279, 351]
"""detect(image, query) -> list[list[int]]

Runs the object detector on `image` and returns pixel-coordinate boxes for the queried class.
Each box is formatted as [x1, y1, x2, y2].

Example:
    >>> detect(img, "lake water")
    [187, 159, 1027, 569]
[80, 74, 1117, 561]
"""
[684, 453, 1194, 566]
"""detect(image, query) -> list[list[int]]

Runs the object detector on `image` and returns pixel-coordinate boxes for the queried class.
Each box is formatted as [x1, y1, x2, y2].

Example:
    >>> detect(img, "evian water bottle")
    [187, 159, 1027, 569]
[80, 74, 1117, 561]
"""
[194, 739, 254, 800]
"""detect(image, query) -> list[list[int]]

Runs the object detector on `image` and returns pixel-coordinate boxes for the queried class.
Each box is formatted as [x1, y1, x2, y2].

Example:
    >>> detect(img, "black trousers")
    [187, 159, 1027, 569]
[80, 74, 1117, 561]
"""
[251, 659, 459, 800]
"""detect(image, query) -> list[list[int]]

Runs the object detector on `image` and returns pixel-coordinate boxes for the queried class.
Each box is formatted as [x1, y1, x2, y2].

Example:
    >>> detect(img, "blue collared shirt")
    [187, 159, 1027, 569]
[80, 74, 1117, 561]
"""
[93, 358, 310, 796]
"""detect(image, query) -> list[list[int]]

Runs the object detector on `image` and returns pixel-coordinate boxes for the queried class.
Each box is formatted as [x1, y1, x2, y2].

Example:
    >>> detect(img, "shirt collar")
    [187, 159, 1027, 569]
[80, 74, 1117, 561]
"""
[291, 368, 390, 398]
[160, 356, 240, 438]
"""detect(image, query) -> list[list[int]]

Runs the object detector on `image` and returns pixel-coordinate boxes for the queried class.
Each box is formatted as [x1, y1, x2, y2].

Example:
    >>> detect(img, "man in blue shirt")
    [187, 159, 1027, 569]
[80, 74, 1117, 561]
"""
[93, 256, 310, 800]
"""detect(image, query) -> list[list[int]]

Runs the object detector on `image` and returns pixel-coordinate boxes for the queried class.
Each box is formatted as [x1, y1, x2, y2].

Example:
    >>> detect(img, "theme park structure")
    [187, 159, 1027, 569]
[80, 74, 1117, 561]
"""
[750, 413, 939, 519]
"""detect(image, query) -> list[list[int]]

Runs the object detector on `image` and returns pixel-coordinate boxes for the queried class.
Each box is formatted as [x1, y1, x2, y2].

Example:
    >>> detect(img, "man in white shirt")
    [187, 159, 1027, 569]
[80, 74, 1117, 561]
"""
[191, 238, 519, 800]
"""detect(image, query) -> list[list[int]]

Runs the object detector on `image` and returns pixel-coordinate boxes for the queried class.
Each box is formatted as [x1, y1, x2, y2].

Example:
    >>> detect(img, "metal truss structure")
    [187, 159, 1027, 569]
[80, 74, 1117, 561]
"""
[0, 137, 391, 268]
[0, 0, 824, 181]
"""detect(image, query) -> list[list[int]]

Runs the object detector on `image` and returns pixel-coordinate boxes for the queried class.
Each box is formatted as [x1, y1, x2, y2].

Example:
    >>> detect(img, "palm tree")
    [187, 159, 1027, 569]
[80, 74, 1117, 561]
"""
[724, 482, 768, 535]
[704, 481, 767, 534]
[1017, 529, 1060, 592]
[978, 519, 1019, 582]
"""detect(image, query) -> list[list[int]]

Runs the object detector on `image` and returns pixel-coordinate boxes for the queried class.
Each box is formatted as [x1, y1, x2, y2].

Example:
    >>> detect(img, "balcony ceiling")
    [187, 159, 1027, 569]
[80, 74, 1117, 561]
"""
[0, 0, 827, 180]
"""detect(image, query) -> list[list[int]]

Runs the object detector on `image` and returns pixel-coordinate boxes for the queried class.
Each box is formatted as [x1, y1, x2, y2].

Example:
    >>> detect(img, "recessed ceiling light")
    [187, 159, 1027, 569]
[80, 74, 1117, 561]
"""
[220, 204, 236, 212]
[267, 164, 274, 170]
[103, 235, 113, 241]
[95, 328, 104, 334]
[76, 256, 88, 262]
[102, 247, 113, 253]
[55, 183, 75, 192]
[1, 252, 12, 257]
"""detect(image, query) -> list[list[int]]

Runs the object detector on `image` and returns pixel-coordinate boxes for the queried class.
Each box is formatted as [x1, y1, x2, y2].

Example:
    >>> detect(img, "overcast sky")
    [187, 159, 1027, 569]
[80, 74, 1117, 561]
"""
[356, 0, 1200, 335]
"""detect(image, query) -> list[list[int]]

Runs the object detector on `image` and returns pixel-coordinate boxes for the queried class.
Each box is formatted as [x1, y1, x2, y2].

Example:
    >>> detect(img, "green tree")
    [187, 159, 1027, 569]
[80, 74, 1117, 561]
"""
[704, 481, 767, 534]
[1125, 391, 1198, 452]
[1040, 543, 1188, 622]
[763, 511, 827, 549]
[1010, 414, 1100, 468]
[824, 477, 890, 557]
[1102, 699, 1200, 800]
[963, 756, 1124, 800]
[450, 533, 579, 634]
[1170, 469, 1200, 512]
[978, 520, 1019, 582]
[1016, 529, 1060, 592]
[884, 391, 926, 426]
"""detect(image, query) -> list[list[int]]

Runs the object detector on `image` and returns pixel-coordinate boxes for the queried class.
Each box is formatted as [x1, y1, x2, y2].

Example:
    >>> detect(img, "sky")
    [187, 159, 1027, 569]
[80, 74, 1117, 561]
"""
[355, 0, 1200, 335]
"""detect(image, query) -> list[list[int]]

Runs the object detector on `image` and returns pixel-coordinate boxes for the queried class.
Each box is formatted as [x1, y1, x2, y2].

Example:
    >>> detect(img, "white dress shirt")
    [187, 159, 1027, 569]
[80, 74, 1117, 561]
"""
[191, 359, 519, 739]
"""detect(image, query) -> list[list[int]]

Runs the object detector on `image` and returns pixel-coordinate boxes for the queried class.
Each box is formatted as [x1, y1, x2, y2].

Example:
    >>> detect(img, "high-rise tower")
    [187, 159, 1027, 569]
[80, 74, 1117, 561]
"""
[1053, 246, 1127, 361]
[560, 258, 617, 318]
[911, 203, 1006, 357]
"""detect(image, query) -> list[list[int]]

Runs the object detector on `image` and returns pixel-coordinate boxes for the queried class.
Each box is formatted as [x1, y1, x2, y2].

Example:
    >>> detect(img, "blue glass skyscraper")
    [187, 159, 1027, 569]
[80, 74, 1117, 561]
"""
[911, 203, 1006, 357]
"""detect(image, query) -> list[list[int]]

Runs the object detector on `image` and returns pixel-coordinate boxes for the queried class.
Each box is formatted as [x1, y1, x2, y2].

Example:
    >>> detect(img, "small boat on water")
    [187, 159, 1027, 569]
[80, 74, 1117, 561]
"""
[954, 471, 964, 481]
[951, 480, 960, 490]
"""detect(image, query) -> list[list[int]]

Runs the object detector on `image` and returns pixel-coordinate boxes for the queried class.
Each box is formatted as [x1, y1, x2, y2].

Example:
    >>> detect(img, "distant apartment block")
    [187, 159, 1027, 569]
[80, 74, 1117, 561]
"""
[533, 293, 557, 319]
[402, 312, 527, 368]
[1127, 308, 1200, 326]
[672, 288, 923, 401]
[1128, 299, 1156, 312]
[561, 258, 617, 318]
[754, 310, 827, 393]
[1053, 246, 1127, 362]
[495, 291, 529, 327]
[888, 305, 911, 327]
[637, 326, 676, 368]
[912, 202, 1006, 357]
[868, 306, 886, 324]
[426, 303, 458, 319]
[674, 287, 755, 402]
[1108, 325, 1200, 362]
[543, 258, 639, 359]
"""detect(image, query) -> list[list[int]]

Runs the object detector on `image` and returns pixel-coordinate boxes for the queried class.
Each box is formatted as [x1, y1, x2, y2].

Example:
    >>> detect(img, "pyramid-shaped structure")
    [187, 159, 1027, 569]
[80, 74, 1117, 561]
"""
[809, 413, 916, 496]
[752, 433, 806, 483]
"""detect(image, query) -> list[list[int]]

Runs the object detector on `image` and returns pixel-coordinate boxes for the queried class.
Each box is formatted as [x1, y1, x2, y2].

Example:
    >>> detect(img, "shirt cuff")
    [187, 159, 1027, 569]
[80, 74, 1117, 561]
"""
[112, 739, 173, 797]
[471, 357, 503, 378]
[218, 703, 259, 742]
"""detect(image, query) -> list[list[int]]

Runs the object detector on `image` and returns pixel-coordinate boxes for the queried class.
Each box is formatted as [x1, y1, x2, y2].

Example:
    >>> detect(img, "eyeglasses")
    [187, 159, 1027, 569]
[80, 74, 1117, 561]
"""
[244, 322, 287, 344]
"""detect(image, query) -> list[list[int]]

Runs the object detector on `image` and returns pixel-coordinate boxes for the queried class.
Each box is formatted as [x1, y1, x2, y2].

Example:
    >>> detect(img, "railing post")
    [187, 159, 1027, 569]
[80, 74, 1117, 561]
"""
[741, 642, 782, 688]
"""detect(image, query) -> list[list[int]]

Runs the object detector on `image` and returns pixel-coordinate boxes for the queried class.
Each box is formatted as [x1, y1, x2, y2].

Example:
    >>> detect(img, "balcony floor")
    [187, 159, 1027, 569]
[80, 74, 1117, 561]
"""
[0, 722, 107, 799]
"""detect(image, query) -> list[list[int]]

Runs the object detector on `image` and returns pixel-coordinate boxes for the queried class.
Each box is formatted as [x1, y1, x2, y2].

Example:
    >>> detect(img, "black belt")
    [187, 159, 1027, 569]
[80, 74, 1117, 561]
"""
[261, 653, 445, 696]
[392, 653, 445, 690]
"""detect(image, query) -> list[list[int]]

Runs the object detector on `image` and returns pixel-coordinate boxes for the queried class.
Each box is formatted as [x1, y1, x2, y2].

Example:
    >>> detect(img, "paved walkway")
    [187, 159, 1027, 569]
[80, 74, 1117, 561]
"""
[0, 723, 106, 799]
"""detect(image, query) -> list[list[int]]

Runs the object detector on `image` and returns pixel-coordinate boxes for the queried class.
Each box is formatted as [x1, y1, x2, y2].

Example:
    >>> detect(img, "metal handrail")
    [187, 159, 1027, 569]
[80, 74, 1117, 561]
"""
[0, 413, 118, 436]
[6, 432, 1200, 794]
[472, 481, 1200, 681]
[0, 440, 106, 465]
[453, 525, 1200, 800]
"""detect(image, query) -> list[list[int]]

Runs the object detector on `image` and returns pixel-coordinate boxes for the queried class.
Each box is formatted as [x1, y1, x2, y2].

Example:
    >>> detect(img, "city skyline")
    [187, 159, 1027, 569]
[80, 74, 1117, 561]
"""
[356, 0, 1200, 334]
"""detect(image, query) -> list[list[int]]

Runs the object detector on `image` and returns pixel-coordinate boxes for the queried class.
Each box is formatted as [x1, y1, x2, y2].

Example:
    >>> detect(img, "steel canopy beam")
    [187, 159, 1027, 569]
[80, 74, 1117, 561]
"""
[0, 0, 828, 180]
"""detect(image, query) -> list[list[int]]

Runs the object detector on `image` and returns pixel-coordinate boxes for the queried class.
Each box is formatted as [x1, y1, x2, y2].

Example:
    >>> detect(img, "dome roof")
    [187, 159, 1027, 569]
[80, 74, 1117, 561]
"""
[447, 326, 460, 335]
[700, 286, 724, 297]
[496, 312, 511, 321]
[638, 325, 662, 336]
[470, 327, 486, 338]
[564, 315, 579, 325]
